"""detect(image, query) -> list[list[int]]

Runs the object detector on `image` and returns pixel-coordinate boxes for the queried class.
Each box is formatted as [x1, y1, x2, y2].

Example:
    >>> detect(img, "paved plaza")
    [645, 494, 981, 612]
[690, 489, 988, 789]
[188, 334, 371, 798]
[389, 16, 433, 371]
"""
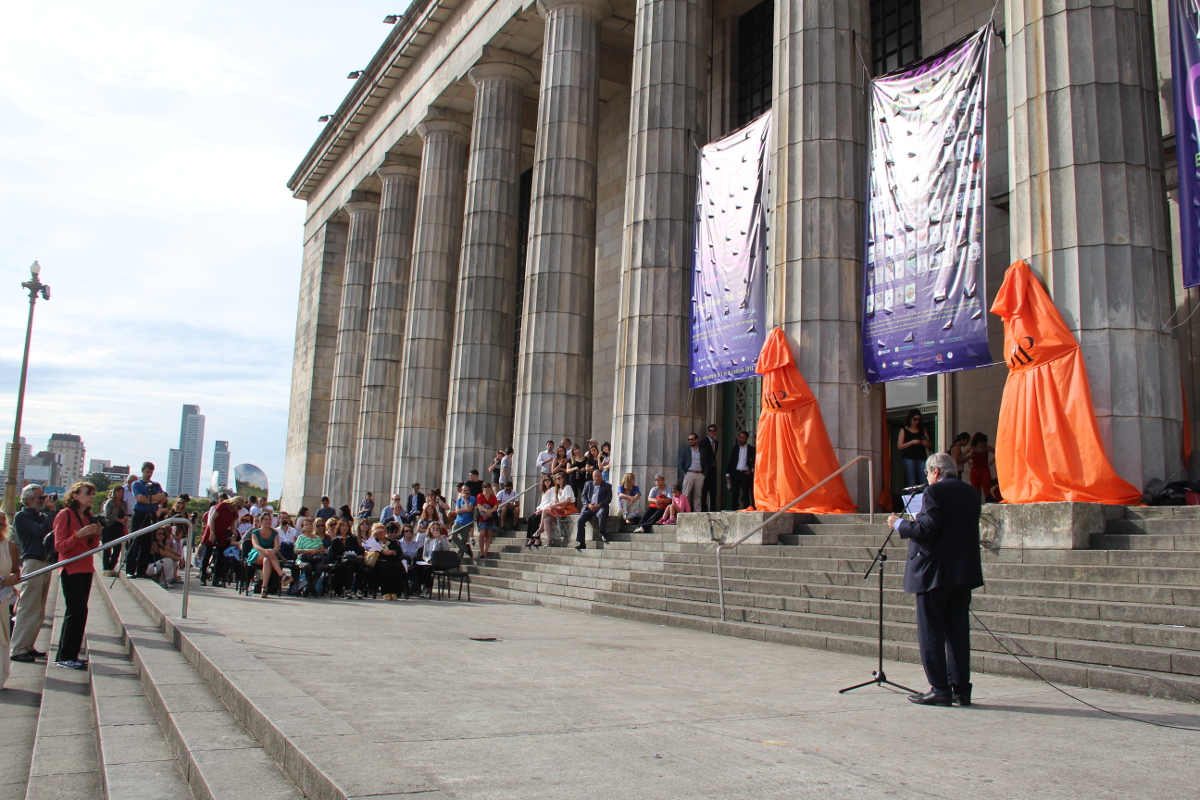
[183, 586, 1199, 799]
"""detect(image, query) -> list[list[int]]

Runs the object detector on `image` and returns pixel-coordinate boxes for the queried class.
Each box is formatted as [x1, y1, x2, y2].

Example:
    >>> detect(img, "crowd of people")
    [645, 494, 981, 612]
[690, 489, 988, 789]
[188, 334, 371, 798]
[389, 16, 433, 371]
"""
[899, 409, 1000, 502]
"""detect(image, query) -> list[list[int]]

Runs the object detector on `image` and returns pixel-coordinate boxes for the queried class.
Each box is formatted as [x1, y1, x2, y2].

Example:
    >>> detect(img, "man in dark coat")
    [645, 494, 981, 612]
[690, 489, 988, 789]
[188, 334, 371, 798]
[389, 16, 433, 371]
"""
[887, 452, 983, 706]
[576, 470, 612, 550]
[724, 429, 756, 510]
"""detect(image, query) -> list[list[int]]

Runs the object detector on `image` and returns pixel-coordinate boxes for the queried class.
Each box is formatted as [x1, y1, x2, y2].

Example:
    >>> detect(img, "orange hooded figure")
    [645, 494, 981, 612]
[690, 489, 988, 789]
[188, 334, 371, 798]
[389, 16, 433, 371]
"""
[751, 327, 856, 514]
[990, 261, 1141, 504]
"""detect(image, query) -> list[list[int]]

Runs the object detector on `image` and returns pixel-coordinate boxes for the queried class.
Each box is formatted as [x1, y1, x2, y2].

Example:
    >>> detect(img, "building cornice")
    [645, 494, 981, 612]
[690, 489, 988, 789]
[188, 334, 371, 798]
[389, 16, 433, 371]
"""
[287, 0, 463, 200]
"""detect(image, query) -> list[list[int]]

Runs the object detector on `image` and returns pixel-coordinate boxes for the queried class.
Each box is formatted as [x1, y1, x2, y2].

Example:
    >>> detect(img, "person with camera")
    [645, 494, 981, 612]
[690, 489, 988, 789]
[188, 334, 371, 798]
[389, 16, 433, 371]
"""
[53, 481, 103, 670]
[887, 452, 984, 707]
[126, 461, 168, 578]
[9, 484, 59, 664]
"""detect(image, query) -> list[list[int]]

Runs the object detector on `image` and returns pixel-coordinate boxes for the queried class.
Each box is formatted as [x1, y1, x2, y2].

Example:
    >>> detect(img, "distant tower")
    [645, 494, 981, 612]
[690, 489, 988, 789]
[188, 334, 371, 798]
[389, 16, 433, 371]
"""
[47, 433, 85, 486]
[2, 437, 32, 487]
[212, 441, 230, 491]
[167, 404, 205, 497]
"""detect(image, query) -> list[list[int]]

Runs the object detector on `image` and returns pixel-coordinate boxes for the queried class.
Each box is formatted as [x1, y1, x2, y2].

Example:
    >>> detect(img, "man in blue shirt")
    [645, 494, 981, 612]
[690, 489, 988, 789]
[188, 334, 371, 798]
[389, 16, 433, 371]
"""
[126, 461, 168, 578]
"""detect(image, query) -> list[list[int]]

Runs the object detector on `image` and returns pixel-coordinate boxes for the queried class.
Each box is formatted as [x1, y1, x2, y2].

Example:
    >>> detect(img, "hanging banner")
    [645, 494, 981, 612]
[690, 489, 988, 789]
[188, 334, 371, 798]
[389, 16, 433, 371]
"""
[862, 25, 994, 383]
[1171, 0, 1200, 288]
[690, 111, 770, 389]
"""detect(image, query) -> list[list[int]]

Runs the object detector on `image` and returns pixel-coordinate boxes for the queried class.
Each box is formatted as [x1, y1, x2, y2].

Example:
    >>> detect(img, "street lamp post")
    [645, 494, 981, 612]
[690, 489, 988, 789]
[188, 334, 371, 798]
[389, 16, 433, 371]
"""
[3, 261, 51, 515]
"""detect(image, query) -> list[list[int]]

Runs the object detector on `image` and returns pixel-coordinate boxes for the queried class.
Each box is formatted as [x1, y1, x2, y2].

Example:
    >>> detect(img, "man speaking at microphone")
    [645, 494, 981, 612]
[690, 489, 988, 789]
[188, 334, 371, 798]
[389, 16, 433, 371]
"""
[887, 452, 983, 706]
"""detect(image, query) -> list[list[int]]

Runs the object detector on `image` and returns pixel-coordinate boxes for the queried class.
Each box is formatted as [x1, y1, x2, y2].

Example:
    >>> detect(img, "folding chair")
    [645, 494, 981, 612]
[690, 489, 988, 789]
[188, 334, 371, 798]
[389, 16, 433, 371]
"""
[430, 550, 471, 601]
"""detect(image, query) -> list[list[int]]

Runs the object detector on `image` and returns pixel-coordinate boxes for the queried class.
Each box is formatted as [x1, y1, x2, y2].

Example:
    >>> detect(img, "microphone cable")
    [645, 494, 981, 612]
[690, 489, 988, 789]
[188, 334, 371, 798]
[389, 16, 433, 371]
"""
[969, 609, 1200, 732]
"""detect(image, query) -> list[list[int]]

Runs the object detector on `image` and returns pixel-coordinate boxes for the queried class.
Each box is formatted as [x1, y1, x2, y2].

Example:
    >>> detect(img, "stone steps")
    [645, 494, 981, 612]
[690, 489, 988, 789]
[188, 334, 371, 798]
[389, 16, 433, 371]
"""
[100, 573, 451, 800]
[2, 588, 56, 800]
[23, 585, 101, 800]
[470, 581, 1200, 703]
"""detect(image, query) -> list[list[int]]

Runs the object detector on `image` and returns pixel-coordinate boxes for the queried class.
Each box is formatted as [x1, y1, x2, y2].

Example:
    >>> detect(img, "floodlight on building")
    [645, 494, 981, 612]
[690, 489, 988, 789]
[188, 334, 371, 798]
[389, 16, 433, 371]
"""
[318, 115, 333, 122]
[383, 14, 400, 23]
[347, 70, 364, 79]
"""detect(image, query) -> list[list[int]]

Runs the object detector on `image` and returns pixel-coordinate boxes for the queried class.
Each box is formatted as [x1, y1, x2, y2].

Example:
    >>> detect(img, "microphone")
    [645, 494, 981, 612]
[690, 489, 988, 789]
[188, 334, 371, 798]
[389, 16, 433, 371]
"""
[900, 484, 925, 496]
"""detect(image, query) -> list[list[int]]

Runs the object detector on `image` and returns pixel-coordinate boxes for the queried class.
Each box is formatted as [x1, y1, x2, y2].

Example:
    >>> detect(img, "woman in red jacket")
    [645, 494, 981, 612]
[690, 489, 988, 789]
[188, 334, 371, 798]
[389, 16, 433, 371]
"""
[53, 481, 102, 670]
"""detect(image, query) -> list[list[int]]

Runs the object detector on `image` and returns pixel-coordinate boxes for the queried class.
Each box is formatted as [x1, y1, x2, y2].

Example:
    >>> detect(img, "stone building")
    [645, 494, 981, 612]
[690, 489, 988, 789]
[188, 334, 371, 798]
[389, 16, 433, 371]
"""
[282, 0, 1199, 513]
[47, 433, 85, 488]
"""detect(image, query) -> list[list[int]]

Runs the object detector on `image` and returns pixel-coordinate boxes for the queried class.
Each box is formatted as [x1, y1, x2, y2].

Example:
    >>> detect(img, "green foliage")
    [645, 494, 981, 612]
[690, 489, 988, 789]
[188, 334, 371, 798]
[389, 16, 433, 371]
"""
[87, 472, 113, 493]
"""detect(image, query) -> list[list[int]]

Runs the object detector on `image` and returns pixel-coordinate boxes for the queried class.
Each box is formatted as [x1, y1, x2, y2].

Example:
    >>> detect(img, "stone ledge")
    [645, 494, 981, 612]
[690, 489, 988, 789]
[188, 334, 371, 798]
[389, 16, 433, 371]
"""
[675, 511, 806, 545]
[981, 502, 1128, 550]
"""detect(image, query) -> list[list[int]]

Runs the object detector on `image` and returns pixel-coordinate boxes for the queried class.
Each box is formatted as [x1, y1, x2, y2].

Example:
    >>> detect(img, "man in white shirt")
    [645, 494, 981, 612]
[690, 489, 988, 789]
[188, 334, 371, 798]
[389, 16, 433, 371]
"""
[724, 429, 756, 510]
[677, 433, 713, 513]
[495, 481, 519, 533]
[536, 440, 555, 476]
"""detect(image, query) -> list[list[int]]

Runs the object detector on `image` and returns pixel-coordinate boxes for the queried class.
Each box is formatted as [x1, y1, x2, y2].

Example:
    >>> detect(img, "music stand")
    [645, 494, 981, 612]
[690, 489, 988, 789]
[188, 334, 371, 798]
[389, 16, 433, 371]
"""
[839, 495, 919, 696]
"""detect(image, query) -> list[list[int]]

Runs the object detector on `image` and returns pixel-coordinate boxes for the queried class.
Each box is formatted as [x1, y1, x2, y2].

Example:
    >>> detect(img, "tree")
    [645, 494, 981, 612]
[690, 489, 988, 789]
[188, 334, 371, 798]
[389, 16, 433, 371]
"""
[87, 472, 113, 493]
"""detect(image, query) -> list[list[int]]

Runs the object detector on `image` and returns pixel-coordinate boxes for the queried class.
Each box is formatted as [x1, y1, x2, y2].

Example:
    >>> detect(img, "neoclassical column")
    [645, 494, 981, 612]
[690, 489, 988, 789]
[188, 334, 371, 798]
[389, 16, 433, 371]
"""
[512, 0, 610, 500]
[282, 218, 347, 512]
[610, 0, 707, 490]
[770, 0, 879, 505]
[323, 195, 379, 505]
[1007, 0, 1181, 486]
[441, 61, 534, 491]
[351, 160, 421, 506]
[391, 116, 470, 490]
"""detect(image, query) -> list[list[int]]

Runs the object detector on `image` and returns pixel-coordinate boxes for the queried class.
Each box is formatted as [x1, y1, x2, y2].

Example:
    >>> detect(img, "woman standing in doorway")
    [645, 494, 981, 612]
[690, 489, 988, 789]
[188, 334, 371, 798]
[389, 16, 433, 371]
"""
[897, 409, 932, 489]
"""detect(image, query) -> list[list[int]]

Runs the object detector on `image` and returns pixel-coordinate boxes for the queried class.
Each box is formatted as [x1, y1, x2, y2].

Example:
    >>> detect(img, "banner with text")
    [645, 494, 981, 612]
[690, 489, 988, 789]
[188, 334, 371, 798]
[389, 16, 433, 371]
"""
[690, 111, 771, 389]
[1171, 0, 1200, 288]
[862, 25, 993, 383]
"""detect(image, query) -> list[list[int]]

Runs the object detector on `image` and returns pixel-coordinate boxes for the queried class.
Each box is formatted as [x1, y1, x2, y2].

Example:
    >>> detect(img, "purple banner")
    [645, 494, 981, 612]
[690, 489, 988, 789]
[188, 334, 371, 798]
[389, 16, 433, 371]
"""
[690, 111, 770, 389]
[862, 25, 993, 383]
[1171, 0, 1200, 288]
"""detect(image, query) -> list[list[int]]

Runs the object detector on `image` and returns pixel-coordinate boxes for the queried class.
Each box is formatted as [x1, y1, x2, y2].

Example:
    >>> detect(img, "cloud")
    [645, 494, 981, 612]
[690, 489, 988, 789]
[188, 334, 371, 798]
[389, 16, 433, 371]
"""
[0, 0, 411, 493]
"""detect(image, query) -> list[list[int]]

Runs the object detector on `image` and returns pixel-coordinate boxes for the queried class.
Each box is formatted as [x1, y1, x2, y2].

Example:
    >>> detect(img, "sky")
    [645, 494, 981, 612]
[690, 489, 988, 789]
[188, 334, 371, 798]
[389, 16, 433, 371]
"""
[0, 0, 413, 497]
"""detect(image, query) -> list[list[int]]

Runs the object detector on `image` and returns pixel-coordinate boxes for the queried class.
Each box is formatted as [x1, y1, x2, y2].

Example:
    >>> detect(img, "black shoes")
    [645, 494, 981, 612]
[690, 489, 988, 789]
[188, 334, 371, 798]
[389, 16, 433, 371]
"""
[10, 652, 36, 663]
[908, 690, 953, 706]
[574, 544, 585, 551]
[952, 687, 972, 707]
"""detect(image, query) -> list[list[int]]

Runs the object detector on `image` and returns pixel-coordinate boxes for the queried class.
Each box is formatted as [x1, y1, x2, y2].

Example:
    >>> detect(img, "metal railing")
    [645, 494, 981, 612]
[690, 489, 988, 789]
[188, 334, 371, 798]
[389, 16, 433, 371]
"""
[715, 456, 874, 621]
[446, 482, 542, 549]
[16, 516, 195, 618]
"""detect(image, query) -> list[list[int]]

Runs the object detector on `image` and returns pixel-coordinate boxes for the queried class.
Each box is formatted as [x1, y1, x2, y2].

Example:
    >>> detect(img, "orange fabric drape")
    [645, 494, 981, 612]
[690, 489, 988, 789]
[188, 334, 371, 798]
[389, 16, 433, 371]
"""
[750, 328, 856, 514]
[990, 260, 1142, 504]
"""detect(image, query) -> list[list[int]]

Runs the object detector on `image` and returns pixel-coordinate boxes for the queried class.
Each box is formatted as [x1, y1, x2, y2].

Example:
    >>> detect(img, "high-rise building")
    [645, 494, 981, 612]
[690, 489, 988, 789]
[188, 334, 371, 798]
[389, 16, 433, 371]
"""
[48, 433, 85, 486]
[26, 450, 63, 487]
[166, 404, 205, 497]
[2, 437, 32, 487]
[212, 441, 231, 492]
[88, 458, 112, 475]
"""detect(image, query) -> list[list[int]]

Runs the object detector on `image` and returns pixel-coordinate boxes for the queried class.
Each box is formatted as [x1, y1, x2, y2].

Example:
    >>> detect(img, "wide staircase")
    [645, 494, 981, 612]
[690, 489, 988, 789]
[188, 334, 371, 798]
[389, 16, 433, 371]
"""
[467, 506, 1200, 702]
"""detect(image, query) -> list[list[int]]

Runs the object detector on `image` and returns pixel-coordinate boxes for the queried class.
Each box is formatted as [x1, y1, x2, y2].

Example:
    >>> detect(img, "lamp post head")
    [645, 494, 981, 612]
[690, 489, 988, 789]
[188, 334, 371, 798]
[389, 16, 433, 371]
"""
[29, 260, 40, 276]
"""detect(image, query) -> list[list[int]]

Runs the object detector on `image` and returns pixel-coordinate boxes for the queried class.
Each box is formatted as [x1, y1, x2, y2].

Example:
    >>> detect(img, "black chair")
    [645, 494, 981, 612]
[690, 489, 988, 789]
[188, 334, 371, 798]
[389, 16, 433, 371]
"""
[430, 550, 470, 601]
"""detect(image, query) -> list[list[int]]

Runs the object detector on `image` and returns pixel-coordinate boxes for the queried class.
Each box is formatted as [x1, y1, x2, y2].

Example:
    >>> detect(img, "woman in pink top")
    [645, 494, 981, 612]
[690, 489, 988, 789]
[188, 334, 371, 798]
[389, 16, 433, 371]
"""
[53, 481, 102, 670]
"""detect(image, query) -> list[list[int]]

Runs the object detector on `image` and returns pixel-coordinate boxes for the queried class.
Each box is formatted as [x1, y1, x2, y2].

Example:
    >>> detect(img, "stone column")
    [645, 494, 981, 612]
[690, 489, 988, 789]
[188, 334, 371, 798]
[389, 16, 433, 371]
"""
[351, 161, 421, 506]
[281, 218, 347, 512]
[1007, 0, 1181, 486]
[442, 61, 534, 491]
[512, 0, 610, 500]
[610, 0, 707, 489]
[770, 0, 879, 506]
[391, 116, 470, 490]
[323, 196, 378, 506]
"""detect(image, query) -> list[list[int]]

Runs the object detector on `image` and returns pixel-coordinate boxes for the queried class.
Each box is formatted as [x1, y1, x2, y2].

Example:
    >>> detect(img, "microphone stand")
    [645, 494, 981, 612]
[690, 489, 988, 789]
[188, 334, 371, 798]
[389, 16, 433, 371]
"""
[839, 515, 918, 695]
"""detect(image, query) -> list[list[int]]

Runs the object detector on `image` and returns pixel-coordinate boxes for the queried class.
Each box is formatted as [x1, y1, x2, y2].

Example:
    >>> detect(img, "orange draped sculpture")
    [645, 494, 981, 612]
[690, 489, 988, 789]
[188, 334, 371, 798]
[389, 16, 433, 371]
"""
[751, 328, 856, 514]
[990, 260, 1142, 505]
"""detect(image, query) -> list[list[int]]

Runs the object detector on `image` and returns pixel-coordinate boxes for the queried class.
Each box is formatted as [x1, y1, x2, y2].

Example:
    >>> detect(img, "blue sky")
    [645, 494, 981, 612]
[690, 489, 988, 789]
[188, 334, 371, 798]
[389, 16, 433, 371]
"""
[0, 0, 412, 497]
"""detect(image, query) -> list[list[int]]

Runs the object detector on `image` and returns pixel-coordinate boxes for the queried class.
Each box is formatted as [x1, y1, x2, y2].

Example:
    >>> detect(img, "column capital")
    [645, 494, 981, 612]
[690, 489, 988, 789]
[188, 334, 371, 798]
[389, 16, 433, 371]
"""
[344, 199, 379, 216]
[416, 110, 471, 142]
[468, 60, 535, 90]
[537, 0, 611, 22]
[377, 158, 421, 182]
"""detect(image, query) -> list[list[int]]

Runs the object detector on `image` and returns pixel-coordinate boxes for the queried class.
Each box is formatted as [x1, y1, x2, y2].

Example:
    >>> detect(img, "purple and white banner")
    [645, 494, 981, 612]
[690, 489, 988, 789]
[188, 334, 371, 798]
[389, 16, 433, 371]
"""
[1170, 0, 1200, 288]
[690, 110, 771, 389]
[862, 25, 993, 383]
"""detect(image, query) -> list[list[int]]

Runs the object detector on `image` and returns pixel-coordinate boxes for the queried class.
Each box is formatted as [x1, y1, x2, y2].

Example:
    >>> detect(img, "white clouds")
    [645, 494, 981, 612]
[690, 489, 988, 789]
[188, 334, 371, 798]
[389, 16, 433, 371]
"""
[0, 0, 410, 493]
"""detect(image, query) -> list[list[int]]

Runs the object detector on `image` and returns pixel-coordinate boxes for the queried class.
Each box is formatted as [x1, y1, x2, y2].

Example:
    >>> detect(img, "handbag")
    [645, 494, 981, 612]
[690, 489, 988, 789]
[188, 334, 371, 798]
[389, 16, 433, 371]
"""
[548, 502, 578, 518]
[364, 551, 380, 568]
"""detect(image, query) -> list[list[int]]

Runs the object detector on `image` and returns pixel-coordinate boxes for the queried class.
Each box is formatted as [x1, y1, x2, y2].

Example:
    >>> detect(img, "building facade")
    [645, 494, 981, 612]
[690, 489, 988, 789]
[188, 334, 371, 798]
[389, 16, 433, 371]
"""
[47, 433, 85, 487]
[282, 0, 1198, 513]
[167, 404, 206, 497]
[2, 437, 32, 489]
[212, 440, 231, 493]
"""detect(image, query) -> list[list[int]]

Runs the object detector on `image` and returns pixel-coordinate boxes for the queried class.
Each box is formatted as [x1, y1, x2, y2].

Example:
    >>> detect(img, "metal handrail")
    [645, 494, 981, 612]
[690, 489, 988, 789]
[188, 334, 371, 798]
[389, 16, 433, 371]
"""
[716, 456, 874, 621]
[446, 482, 541, 542]
[15, 516, 195, 618]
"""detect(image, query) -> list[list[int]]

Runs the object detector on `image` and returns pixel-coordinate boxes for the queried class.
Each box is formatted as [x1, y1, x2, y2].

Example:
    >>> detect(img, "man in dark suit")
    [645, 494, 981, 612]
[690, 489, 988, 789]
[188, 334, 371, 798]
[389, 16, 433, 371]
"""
[678, 433, 715, 513]
[724, 429, 756, 510]
[887, 452, 983, 706]
[700, 424, 720, 511]
[576, 470, 612, 550]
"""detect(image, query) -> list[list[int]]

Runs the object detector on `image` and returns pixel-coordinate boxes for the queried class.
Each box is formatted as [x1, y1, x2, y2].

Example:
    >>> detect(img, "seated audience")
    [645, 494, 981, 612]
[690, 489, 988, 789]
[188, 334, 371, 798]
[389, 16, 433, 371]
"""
[617, 473, 641, 524]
